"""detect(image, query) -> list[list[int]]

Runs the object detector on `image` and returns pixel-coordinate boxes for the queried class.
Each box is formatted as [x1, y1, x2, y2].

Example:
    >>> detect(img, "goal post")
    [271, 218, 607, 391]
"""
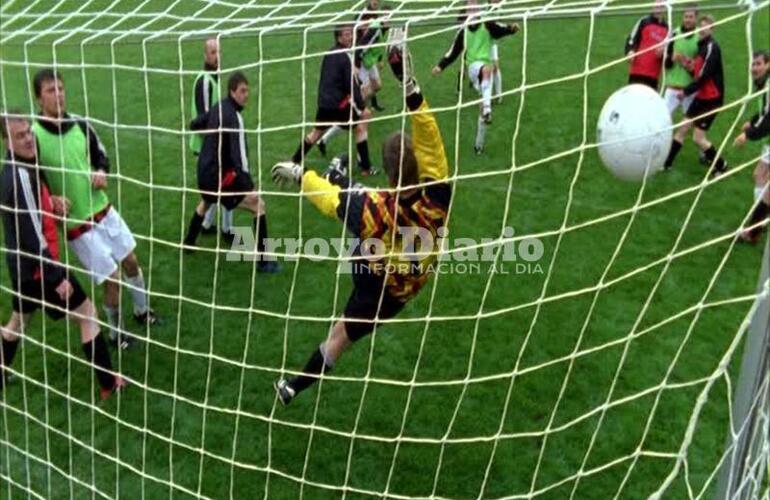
[714, 231, 769, 500]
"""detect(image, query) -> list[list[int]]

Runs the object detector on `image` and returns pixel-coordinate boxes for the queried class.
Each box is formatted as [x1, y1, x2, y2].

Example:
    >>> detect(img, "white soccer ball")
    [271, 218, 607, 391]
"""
[596, 84, 673, 181]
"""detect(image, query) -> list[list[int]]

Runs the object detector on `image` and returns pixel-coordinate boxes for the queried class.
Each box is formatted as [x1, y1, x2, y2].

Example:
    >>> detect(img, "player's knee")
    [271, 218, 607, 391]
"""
[692, 129, 707, 148]
[1, 315, 23, 342]
[256, 196, 266, 215]
[307, 128, 323, 144]
[103, 275, 120, 306]
[756, 163, 770, 184]
[73, 299, 100, 343]
[325, 321, 352, 360]
[122, 253, 139, 275]
[243, 194, 262, 215]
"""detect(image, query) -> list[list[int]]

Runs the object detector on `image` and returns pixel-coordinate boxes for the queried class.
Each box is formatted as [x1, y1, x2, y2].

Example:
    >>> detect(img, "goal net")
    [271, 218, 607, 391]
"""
[0, 0, 768, 498]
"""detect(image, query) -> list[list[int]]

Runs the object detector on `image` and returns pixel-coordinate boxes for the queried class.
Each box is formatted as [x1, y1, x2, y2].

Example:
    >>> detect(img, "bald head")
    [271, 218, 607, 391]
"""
[204, 38, 219, 70]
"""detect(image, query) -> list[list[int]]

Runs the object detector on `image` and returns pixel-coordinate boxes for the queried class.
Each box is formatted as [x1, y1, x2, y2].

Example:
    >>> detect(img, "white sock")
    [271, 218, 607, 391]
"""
[221, 209, 233, 234]
[475, 116, 487, 150]
[103, 305, 122, 340]
[320, 125, 342, 146]
[493, 68, 503, 98]
[202, 205, 217, 230]
[480, 78, 492, 113]
[125, 269, 149, 316]
[755, 187, 765, 202]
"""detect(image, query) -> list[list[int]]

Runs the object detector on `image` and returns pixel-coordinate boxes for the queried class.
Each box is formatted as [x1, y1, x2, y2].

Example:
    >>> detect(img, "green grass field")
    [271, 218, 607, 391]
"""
[1, 0, 768, 498]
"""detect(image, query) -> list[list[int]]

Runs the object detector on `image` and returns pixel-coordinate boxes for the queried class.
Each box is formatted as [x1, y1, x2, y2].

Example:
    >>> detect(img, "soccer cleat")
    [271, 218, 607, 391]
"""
[110, 330, 135, 350]
[134, 309, 159, 327]
[274, 379, 296, 406]
[100, 376, 128, 401]
[474, 145, 484, 155]
[201, 225, 217, 235]
[360, 167, 379, 177]
[257, 260, 281, 274]
[317, 140, 327, 157]
[709, 162, 728, 180]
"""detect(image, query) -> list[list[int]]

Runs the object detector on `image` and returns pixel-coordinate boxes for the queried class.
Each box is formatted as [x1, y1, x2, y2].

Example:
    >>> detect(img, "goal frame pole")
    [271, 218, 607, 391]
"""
[715, 231, 770, 499]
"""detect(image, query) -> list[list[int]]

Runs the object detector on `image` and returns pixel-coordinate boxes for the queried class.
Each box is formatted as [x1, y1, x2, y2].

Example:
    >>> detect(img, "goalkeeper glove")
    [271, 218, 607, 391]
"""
[387, 26, 419, 96]
[271, 161, 303, 187]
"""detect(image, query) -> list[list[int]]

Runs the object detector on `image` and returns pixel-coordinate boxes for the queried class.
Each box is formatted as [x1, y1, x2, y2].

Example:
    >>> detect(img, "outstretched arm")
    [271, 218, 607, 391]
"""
[435, 27, 465, 72]
[625, 17, 644, 55]
[484, 20, 519, 39]
[746, 85, 770, 141]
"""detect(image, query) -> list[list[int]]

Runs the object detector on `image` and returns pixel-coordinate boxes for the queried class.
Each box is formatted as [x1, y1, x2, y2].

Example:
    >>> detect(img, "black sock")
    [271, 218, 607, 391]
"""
[371, 94, 382, 109]
[0, 337, 20, 387]
[702, 146, 727, 172]
[356, 139, 372, 171]
[292, 138, 314, 164]
[255, 214, 269, 257]
[82, 334, 115, 390]
[185, 211, 205, 245]
[747, 201, 769, 236]
[289, 347, 333, 394]
[665, 139, 683, 168]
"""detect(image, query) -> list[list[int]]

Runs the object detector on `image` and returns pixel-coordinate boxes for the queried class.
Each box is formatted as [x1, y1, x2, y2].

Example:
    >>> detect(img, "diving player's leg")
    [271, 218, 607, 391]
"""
[274, 286, 404, 405]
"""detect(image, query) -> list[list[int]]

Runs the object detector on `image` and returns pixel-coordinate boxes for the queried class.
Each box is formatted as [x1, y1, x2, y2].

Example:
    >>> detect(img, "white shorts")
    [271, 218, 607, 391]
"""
[468, 61, 485, 92]
[490, 43, 499, 62]
[357, 65, 380, 88]
[664, 87, 694, 115]
[69, 207, 136, 285]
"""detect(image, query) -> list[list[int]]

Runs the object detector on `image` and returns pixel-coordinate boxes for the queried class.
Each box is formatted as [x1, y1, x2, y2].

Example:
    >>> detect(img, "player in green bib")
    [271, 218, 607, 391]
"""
[190, 38, 234, 242]
[734, 51, 770, 243]
[32, 69, 158, 348]
[432, 0, 518, 154]
[663, 6, 699, 115]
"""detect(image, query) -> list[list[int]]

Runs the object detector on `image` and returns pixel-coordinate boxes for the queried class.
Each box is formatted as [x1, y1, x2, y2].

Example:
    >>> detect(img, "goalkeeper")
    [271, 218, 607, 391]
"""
[271, 34, 451, 405]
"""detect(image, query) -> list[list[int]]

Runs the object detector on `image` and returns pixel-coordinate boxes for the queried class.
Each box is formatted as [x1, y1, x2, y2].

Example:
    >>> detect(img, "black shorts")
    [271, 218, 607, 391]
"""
[200, 171, 254, 210]
[11, 276, 88, 320]
[686, 98, 722, 131]
[343, 286, 405, 342]
[315, 106, 360, 130]
[628, 74, 659, 90]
